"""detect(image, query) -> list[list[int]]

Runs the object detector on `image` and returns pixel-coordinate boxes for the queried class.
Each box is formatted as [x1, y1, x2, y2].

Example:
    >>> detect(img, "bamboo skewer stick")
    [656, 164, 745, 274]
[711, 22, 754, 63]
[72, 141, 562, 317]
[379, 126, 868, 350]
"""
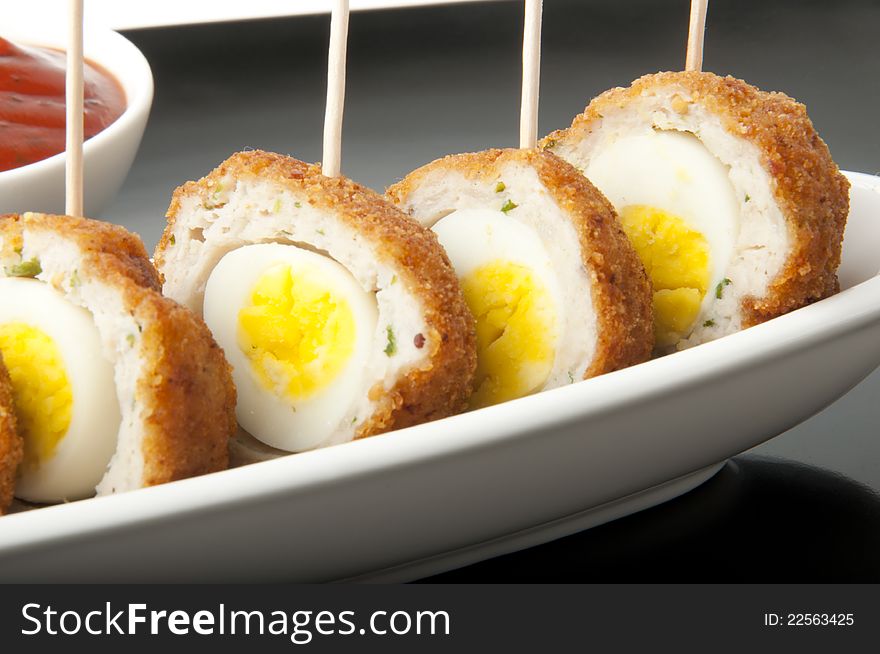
[322, 0, 350, 178]
[519, 0, 543, 149]
[685, 0, 708, 72]
[65, 0, 85, 216]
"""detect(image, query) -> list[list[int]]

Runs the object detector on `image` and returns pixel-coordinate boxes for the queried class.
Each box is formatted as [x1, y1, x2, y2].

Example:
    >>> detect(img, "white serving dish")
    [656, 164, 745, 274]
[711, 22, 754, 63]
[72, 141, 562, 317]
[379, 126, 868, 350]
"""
[0, 20, 153, 217]
[0, 0, 499, 31]
[0, 171, 878, 583]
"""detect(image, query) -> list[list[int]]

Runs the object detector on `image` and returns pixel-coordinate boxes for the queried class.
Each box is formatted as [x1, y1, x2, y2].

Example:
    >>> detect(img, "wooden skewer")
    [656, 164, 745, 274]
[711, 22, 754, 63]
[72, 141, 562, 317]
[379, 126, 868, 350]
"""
[322, 0, 349, 178]
[65, 0, 85, 216]
[685, 0, 708, 72]
[519, 0, 543, 149]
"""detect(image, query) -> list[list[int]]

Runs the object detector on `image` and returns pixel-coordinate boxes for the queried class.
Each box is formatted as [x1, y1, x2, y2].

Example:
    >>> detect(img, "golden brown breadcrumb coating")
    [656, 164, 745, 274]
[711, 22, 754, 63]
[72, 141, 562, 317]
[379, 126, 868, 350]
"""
[0, 212, 161, 292]
[542, 71, 850, 327]
[386, 147, 654, 378]
[155, 150, 477, 438]
[0, 354, 22, 515]
[0, 212, 234, 491]
[134, 286, 235, 485]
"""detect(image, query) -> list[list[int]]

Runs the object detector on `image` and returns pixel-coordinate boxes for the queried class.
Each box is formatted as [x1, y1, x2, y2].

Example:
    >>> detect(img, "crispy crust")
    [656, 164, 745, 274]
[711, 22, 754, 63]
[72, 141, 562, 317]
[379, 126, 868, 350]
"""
[0, 213, 234, 491]
[0, 354, 22, 515]
[134, 285, 235, 486]
[0, 212, 161, 292]
[387, 148, 654, 378]
[541, 71, 850, 327]
[155, 150, 477, 437]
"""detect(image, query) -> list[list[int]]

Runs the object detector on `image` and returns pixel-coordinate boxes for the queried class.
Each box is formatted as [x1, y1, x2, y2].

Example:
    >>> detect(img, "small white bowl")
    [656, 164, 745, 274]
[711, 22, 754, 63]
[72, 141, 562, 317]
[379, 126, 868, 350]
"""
[0, 20, 153, 217]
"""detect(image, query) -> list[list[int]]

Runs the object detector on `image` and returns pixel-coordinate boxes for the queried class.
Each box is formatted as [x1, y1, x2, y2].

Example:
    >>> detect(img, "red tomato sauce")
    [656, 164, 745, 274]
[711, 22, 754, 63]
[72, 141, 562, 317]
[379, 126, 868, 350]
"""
[0, 36, 126, 172]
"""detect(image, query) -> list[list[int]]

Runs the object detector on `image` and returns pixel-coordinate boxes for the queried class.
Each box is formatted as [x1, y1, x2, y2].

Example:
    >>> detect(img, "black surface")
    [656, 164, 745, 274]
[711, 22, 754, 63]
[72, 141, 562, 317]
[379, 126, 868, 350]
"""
[113, 0, 880, 247]
[422, 455, 880, 582]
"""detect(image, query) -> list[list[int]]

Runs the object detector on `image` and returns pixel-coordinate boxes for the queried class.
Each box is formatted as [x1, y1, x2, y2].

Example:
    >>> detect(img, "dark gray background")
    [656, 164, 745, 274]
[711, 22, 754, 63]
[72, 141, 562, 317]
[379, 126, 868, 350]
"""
[103, 0, 880, 489]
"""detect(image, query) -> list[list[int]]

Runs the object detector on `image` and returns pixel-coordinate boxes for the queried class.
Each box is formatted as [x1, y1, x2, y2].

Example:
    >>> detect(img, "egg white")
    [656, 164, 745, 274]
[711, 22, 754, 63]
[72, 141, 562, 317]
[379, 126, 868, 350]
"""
[0, 277, 120, 503]
[203, 243, 378, 452]
[432, 207, 564, 367]
[585, 129, 740, 310]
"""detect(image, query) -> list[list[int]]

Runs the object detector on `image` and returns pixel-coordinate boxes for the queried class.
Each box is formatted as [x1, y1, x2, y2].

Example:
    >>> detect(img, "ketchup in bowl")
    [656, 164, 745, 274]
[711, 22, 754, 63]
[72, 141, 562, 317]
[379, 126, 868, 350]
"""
[0, 36, 126, 173]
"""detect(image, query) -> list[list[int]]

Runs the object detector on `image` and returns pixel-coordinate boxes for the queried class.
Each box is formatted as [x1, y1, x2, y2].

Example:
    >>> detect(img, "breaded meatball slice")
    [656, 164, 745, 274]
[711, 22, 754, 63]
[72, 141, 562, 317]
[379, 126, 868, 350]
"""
[0, 213, 234, 501]
[155, 150, 476, 455]
[542, 71, 849, 351]
[388, 148, 653, 408]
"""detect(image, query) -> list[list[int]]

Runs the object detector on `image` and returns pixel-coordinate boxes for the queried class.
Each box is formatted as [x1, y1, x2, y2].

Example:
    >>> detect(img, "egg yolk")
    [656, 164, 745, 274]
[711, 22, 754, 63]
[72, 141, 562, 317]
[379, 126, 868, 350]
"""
[238, 262, 356, 402]
[620, 205, 711, 348]
[0, 322, 73, 468]
[461, 260, 556, 409]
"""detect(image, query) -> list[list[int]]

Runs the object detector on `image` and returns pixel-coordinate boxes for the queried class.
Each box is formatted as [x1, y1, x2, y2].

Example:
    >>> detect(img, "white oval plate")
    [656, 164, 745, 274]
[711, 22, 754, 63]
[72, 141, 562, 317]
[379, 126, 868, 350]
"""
[0, 171, 878, 582]
[0, 0, 499, 31]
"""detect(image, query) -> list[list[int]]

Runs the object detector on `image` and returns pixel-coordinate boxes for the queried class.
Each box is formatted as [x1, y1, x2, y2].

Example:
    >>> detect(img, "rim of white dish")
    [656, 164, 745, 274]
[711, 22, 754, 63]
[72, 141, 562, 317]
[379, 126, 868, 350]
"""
[0, 22, 153, 183]
[0, 172, 877, 547]
[0, 1, 497, 32]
